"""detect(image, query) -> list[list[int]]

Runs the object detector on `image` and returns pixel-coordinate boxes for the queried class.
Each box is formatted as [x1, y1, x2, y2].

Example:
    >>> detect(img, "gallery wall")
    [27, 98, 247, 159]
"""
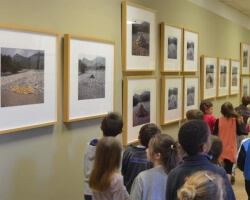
[0, 0, 249, 199]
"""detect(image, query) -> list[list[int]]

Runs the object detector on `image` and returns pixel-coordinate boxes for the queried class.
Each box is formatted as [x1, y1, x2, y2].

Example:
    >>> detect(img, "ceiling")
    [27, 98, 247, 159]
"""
[218, 0, 250, 18]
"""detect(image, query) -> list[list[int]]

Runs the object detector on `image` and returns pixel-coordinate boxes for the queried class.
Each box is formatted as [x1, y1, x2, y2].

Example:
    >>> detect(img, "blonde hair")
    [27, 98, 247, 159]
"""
[89, 137, 122, 192]
[177, 171, 224, 200]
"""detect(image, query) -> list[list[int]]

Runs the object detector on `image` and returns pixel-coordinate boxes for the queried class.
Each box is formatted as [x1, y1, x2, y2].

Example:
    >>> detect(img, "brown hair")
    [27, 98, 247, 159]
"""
[101, 112, 123, 137]
[89, 137, 122, 192]
[221, 102, 241, 121]
[186, 109, 204, 120]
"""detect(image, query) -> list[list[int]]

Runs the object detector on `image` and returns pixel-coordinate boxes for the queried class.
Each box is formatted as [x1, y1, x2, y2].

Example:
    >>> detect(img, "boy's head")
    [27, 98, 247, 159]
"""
[139, 123, 161, 148]
[101, 112, 123, 137]
[186, 109, 204, 121]
[208, 135, 222, 164]
[178, 120, 211, 156]
[241, 95, 250, 106]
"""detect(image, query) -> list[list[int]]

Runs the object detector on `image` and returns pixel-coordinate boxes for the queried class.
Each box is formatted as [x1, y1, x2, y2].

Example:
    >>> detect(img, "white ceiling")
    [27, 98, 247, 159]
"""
[218, 0, 250, 18]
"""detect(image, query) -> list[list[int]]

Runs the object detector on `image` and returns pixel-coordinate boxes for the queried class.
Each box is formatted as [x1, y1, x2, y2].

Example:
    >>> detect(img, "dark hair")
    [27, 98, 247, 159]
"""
[221, 102, 240, 120]
[208, 135, 222, 165]
[139, 123, 161, 148]
[200, 100, 213, 113]
[150, 134, 178, 173]
[242, 95, 250, 106]
[101, 112, 123, 137]
[186, 109, 204, 120]
[178, 120, 210, 155]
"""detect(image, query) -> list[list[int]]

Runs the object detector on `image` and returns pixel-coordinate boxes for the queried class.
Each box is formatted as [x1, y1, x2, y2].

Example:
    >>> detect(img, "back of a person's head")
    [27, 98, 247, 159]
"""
[208, 135, 222, 165]
[139, 123, 161, 148]
[199, 100, 213, 113]
[220, 102, 239, 119]
[178, 120, 209, 155]
[186, 109, 204, 120]
[177, 170, 224, 200]
[101, 112, 123, 137]
[242, 95, 250, 106]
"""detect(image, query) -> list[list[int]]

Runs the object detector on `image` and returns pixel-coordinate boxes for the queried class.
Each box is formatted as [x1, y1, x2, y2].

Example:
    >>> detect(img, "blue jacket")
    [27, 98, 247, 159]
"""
[237, 138, 250, 180]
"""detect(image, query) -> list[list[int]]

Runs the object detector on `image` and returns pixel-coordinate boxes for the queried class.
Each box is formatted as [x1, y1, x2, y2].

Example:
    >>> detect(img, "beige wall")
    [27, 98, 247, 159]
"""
[0, 0, 249, 199]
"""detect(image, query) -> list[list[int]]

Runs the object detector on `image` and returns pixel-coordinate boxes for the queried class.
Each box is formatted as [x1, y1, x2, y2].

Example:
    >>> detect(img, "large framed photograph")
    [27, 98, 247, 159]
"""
[123, 76, 157, 145]
[122, 1, 157, 72]
[241, 77, 250, 98]
[160, 23, 182, 72]
[64, 34, 115, 122]
[161, 76, 183, 125]
[183, 29, 199, 72]
[230, 59, 240, 95]
[201, 55, 217, 100]
[183, 76, 199, 119]
[240, 42, 250, 75]
[0, 25, 59, 134]
[217, 58, 230, 97]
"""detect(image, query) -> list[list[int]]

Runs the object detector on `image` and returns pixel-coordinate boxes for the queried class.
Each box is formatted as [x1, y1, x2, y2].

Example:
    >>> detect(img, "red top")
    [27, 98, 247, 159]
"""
[204, 114, 216, 133]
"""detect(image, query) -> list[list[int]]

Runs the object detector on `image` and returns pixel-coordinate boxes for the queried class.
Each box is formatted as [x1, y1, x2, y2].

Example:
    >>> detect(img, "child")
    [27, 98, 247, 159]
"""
[237, 138, 250, 200]
[84, 112, 128, 200]
[130, 133, 178, 200]
[186, 109, 204, 120]
[208, 135, 223, 166]
[200, 100, 216, 133]
[89, 137, 123, 200]
[166, 120, 235, 200]
[122, 123, 161, 194]
[213, 102, 247, 180]
[177, 170, 225, 200]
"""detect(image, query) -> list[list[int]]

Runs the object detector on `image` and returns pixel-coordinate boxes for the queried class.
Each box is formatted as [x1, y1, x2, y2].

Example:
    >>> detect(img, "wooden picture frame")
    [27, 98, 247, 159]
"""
[123, 76, 157, 145]
[230, 59, 240, 95]
[217, 58, 230, 97]
[183, 29, 199, 72]
[240, 77, 250, 98]
[160, 23, 183, 72]
[161, 76, 183, 125]
[122, 1, 157, 72]
[0, 24, 59, 134]
[201, 55, 217, 100]
[64, 34, 115, 122]
[240, 42, 250, 75]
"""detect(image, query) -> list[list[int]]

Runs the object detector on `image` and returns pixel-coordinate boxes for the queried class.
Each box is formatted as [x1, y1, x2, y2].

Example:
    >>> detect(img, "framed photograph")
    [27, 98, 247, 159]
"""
[217, 58, 230, 97]
[0, 25, 59, 134]
[201, 55, 217, 100]
[122, 1, 157, 72]
[161, 76, 183, 125]
[64, 34, 115, 122]
[123, 76, 157, 145]
[183, 29, 199, 72]
[230, 59, 240, 95]
[183, 76, 199, 119]
[240, 77, 250, 98]
[240, 42, 250, 75]
[160, 23, 183, 72]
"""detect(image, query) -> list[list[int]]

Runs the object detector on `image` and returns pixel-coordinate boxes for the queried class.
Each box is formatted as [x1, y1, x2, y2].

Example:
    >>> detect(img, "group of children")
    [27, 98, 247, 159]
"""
[83, 95, 250, 200]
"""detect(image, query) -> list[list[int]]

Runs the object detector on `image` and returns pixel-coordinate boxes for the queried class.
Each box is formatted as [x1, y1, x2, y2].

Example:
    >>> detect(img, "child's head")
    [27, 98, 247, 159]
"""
[241, 95, 250, 106]
[200, 100, 213, 114]
[178, 120, 211, 156]
[147, 133, 178, 173]
[186, 109, 204, 121]
[101, 112, 123, 137]
[208, 135, 222, 165]
[177, 170, 225, 200]
[89, 137, 122, 192]
[220, 102, 240, 119]
[139, 123, 161, 148]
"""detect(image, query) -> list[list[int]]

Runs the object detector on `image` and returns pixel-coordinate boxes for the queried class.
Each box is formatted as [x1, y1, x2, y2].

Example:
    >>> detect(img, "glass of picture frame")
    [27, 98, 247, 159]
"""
[160, 22, 183, 72]
[0, 24, 59, 134]
[240, 42, 250, 75]
[64, 34, 115, 122]
[123, 76, 157, 145]
[122, 1, 157, 72]
[201, 55, 217, 100]
[230, 59, 240, 95]
[217, 58, 230, 97]
[161, 76, 183, 125]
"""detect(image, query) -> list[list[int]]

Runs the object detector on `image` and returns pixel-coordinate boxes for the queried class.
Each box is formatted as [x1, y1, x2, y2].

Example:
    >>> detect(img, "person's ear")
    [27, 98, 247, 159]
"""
[100, 124, 103, 131]
[154, 152, 161, 160]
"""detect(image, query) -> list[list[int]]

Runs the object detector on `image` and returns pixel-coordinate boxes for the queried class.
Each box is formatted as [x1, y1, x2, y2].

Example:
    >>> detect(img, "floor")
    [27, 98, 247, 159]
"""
[232, 168, 248, 199]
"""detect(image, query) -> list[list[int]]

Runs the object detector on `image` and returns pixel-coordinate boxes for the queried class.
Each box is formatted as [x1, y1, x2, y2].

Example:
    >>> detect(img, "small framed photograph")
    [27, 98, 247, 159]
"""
[64, 34, 115, 122]
[201, 55, 217, 100]
[123, 76, 157, 145]
[241, 77, 250, 98]
[183, 76, 199, 119]
[160, 23, 183, 72]
[0, 25, 59, 134]
[122, 1, 157, 72]
[240, 42, 250, 75]
[161, 76, 183, 125]
[183, 29, 199, 72]
[230, 59, 240, 95]
[217, 58, 230, 97]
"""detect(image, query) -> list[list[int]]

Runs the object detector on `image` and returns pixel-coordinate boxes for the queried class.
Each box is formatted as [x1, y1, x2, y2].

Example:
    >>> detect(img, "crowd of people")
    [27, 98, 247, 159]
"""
[83, 95, 250, 200]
